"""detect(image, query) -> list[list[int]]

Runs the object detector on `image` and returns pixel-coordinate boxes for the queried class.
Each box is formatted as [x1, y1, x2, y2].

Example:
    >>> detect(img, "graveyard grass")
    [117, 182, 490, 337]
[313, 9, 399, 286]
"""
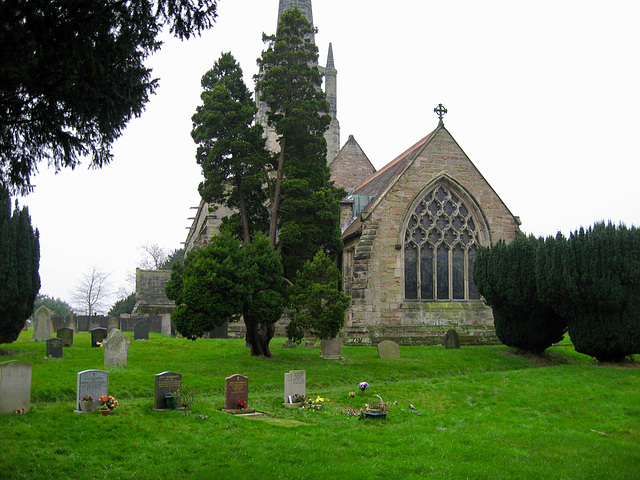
[1, 332, 639, 480]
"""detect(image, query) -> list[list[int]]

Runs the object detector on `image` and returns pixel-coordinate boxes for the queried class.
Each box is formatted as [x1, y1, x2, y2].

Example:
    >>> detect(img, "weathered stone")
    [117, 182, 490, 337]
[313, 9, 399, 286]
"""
[443, 329, 461, 349]
[57, 327, 73, 347]
[377, 340, 401, 358]
[103, 329, 129, 367]
[0, 361, 31, 414]
[90, 328, 107, 347]
[46, 338, 63, 358]
[33, 306, 53, 341]
[320, 336, 343, 359]
[133, 320, 150, 340]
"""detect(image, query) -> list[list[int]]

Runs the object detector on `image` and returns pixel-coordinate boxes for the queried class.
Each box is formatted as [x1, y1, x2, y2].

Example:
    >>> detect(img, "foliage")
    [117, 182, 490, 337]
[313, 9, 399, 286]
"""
[0, 185, 40, 343]
[97, 394, 118, 411]
[71, 266, 113, 316]
[552, 223, 640, 362]
[159, 248, 185, 270]
[256, 8, 344, 272]
[0, 0, 218, 194]
[287, 250, 350, 343]
[165, 233, 286, 356]
[191, 52, 271, 243]
[108, 293, 136, 317]
[473, 236, 567, 354]
[32, 294, 72, 318]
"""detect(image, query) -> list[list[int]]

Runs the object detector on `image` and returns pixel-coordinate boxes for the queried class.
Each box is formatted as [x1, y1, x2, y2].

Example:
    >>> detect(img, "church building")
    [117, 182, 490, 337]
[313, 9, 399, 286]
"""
[183, 0, 522, 345]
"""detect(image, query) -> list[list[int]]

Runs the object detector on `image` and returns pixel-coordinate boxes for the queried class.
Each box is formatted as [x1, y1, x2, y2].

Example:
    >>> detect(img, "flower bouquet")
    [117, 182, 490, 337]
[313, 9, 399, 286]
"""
[80, 395, 94, 412]
[97, 395, 118, 414]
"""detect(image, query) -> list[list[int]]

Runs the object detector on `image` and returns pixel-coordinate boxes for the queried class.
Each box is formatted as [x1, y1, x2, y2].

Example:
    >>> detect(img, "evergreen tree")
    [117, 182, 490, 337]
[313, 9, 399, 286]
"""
[32, 294, 72, 318]
[473, 236, 566, 353]
[109, 293, 136, 317]
[191, 52, 271, 243]
[0, 186, 40, 344]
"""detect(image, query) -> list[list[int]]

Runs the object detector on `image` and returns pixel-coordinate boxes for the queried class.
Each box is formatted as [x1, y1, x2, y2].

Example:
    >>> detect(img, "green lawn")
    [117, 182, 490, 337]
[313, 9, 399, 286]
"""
[1, 331, 639, 479]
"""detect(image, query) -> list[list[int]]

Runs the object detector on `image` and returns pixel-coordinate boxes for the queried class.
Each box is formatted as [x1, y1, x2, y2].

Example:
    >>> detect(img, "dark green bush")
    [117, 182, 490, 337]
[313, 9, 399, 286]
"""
[474, 236, 567, 353]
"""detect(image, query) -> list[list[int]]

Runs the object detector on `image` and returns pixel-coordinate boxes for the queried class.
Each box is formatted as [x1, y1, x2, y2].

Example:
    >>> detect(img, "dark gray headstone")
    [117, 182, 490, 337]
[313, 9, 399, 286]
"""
[209, 321, 228, 339]
[225, 374, 248, 410]
[57, 327, 73, 347]
[444, 329, 461, 349]
[90, 328, 108, 347]
[377, 340, 401, 358]
[133, 320, 150, 340]
[75, 370, 108, 413]
[0, 361, 32, 414]
[46, 338, 63, 358]
[154, 372, 182, 410]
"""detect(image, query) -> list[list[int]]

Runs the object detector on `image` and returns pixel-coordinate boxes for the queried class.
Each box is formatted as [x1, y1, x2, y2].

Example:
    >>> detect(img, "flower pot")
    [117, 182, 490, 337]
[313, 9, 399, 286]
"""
[80, 400, 94, 412]
[165, 395, 177, 410]
[100, 409, 111, 416]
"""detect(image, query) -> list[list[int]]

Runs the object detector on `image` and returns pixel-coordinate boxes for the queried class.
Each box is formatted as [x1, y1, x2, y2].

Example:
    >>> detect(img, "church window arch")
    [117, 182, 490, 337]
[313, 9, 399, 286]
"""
[403, 182, 483, 301]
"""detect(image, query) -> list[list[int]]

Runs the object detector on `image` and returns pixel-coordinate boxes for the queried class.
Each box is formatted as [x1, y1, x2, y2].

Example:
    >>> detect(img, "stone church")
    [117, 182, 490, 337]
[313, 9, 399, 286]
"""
[182, 0, 522, 345]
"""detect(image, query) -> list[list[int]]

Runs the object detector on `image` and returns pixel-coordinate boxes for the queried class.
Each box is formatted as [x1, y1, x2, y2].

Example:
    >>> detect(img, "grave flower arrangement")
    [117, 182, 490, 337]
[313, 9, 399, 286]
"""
[97, 395, 118, 411]
[291, 394, 310, 404]
[236, 400, 247, 410]
[358, 381, 369, 395]
[82, 395, 93, 402]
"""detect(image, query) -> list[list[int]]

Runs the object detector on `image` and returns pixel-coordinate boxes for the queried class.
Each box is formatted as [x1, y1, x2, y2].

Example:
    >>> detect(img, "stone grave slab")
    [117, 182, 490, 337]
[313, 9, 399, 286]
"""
[377, 340, 401, 358]
[103, 329, 129, 367]
[0, 361, 32, 414]
[46, 338, 63, 358]
[90, 328, 108, 347]
[320, 337, 343, 359]
[33, 306, 53, 341]
[224, 374, 251, 412]
[57, 327, 73, 347]
[284, 370, 306, 403]
[133, 320, 150, 340]
[75, 369, 108, 413]
[444, 329, 461, 349]
[154, 372, 182, 410]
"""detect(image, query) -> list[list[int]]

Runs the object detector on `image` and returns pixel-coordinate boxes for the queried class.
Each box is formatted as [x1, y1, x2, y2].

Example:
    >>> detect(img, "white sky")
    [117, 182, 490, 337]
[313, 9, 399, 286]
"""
[18, 0, 640, 309]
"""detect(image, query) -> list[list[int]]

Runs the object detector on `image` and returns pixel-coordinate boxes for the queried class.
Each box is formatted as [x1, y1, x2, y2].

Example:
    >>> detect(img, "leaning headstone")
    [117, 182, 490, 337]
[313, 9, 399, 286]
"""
[103, 329, 129, 367]
[75, 369, 108, 413]
[33, 306, 53, 341]
[90, 327, 108, 347]
[224, 374, 249, 411]
[46, 338, 63, 358]
[107, 317, 120, 334]
[284, 370, 306, 403]
[133, 320, 150, 340]
[0, 361, 32, 414]
[209, 321, 228, 339]
[153, 372, 182, 410]
[57, 327, 73, 347]
[377, 340, 401, 358]
[443, 329, 461, 349]
[320, 336, 343, 359]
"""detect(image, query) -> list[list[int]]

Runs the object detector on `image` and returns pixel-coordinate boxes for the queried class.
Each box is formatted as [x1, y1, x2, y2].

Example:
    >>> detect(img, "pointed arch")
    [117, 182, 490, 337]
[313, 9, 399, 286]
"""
[401, 175, 490, 301]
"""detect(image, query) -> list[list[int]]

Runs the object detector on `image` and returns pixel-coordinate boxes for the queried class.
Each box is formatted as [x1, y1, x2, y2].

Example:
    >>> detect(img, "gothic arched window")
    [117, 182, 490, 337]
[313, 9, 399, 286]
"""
[404, 184, 482, 301]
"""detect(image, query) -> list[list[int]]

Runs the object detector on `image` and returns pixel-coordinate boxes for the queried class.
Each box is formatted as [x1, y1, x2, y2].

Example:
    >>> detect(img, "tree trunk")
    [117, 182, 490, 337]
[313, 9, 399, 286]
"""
[268, 139, 286, 247]
[244, 317, 275, 358]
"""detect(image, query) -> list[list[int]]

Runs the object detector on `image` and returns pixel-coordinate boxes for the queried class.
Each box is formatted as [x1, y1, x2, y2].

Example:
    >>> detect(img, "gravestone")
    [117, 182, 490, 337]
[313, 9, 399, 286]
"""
[320, 336, 343, 359]
[75, 370, 108, 413]
[209, 321, 228, 339]
[65, 313, 77, 334]
[377, 340, 401, 358]
[107, 317, 120, 334]
[282, 339, 297, 348]
[33, 306, 53, 341]
[154, 372, 182, 410]
[284, 370, 306, 403]
[443, 329, 461, 349]
[224, 374, 248, 410]
[0, 361, 32, 414]
[57, 327, 73, 347]
[90, 328, 108, 347]
[103, 329, 129, 367]
[46, 338, 63, 358]
[133, 320, 150, 340]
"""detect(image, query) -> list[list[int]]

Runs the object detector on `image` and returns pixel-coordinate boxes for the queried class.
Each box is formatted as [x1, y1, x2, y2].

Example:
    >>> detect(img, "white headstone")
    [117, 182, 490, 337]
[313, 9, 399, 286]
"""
[75, 370, 108, 413]
[103, 329, 130, 367]
[32, 306, 53, 341]
[0, 361, 32, 414]
[284, 370, 306, 403]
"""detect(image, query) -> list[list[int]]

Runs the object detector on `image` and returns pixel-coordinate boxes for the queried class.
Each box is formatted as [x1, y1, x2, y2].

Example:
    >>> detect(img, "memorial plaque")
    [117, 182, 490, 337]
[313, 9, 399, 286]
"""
[154, 372, 182, 410]
[57, 327, 73, 347]
[46, 338, 63, 358]
[75, 370, 108, 413]
[224, 374, 248, 410]
[90, 328, 108, 347]
[0, 361, 32, 414]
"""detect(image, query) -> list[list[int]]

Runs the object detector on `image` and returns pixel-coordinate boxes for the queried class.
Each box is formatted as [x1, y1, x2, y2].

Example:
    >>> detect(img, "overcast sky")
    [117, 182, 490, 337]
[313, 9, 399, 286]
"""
[19, 0, 640, 310]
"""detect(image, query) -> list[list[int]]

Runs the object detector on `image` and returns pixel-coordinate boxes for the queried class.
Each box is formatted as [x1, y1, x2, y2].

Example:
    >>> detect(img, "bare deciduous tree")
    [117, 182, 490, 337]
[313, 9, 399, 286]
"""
[71, 266, 113, 316]
[138, 243, 169, 270]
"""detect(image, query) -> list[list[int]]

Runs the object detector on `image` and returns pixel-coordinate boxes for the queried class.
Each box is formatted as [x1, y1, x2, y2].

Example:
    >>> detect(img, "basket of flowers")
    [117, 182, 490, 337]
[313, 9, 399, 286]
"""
[364, 394, 388, 419]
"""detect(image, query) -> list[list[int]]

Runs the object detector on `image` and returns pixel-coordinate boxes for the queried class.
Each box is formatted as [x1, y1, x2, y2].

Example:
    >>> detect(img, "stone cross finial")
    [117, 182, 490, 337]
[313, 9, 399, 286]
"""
[434, 103, 447, 125]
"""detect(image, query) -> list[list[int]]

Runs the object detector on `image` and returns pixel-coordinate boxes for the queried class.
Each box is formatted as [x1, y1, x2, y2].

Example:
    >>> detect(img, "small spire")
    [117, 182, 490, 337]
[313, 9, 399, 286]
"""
[326, 43, 335, 69]
[434, 103, 447, 125]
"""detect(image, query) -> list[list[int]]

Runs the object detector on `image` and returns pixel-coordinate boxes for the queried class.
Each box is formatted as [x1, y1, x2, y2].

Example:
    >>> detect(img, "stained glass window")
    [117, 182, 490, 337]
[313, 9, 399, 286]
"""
[404, 184, 482, 301]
